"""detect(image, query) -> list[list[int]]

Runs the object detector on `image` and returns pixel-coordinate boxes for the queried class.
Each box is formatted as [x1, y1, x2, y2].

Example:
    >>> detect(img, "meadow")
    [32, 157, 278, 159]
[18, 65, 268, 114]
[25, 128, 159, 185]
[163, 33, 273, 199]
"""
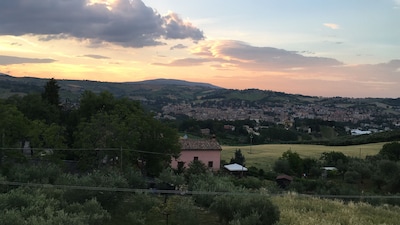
[272, 193, 400, 225]
[221, 142, 386, 171]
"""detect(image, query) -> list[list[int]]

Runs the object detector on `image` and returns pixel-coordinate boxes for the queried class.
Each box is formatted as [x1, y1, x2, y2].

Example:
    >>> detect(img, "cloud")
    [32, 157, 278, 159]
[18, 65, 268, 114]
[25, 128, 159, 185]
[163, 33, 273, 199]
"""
[82, 54, 110, 59]
[323, 23, 340, 29]
[170, 44, 187, 50]
[153, 58, 212, 67]
[0, 0, 204, 48]
[157, 40, 342, 70]
[163, 12, 204, 40]
[0, 55, 55, 65]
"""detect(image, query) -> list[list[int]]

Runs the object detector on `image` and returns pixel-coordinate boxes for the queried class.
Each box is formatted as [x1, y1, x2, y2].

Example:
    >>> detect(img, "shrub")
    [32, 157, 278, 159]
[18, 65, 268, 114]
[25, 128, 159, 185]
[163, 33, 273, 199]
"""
[210, 194, 279, 225]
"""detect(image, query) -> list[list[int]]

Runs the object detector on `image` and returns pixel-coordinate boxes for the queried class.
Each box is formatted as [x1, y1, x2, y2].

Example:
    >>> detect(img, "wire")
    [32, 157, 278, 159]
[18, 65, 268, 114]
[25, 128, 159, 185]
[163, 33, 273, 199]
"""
[0, 147, 176, 156]
[1, 181, 400, 200]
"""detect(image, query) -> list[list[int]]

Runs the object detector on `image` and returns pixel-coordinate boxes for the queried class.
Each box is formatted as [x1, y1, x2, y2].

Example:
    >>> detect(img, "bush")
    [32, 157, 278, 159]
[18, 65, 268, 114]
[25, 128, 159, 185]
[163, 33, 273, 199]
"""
[55, 168, 129, 211]
[232, 177, 263, 189]
[189, 173, 236, 208]
[210, 194, 279, 225]
[6, 163, 62, 184]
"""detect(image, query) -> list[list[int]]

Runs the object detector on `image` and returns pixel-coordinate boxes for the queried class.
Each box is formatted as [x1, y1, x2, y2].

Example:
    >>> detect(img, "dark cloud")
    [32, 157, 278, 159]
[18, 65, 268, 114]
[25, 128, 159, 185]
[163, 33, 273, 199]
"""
[213, 41, 343, 69]
[0, 0, 204, 48]
[0, 55, 55, 65]
[157, 40, 342, 70]
[170, 44, 187, 50]
[164, 13, 204, 40]
[82, 54, 110, 59]
[153, 58, 212, 67]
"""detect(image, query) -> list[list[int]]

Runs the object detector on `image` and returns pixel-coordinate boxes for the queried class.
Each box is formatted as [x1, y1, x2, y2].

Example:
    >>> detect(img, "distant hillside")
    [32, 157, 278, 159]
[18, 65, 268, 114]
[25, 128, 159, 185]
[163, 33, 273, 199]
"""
[0, 74, 222, 102]
[1, 73, 400, 115]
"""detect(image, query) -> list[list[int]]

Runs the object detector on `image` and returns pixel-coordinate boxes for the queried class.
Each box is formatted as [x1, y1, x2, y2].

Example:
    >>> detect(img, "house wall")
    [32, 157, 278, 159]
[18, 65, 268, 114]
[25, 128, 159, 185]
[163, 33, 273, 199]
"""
[171, 150, 221, 171]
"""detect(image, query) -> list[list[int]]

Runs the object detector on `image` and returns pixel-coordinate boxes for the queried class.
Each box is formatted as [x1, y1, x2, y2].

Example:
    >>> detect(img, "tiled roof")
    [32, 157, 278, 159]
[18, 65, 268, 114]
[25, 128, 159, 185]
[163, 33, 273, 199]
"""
[179, 138, 222, 151]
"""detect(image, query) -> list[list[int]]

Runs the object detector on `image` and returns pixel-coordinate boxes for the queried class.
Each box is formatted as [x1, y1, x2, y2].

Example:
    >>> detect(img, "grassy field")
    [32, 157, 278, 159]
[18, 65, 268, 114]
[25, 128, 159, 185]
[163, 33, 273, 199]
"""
[221, 142, 386, 171]
[272, 193, 400, 225]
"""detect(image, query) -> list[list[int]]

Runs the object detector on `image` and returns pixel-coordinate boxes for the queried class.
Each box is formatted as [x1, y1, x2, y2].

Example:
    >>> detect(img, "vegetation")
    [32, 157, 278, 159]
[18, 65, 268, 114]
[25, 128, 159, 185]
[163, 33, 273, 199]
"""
[272, 193, 400, 225]
[1, 77, 400, 224]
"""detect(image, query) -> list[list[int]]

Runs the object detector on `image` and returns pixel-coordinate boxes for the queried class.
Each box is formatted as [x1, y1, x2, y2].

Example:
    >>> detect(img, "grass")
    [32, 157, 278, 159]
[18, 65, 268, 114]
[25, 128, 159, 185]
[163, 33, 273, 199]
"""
[221, 142, 385, 171]
[272, 193, 400, 225]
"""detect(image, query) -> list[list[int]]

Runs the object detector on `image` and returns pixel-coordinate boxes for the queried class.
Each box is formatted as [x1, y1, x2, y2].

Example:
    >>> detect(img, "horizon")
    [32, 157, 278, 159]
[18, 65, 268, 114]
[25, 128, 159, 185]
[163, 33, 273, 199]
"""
[4, 73, 400, 99]
[0, 0, 399, 98]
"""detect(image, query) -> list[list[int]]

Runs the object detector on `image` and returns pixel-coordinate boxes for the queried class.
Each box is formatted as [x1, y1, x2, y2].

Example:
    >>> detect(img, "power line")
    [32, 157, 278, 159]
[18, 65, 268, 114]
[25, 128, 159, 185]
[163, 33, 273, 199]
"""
[0, 147, 175, 156]
[1, 181, 400, 200]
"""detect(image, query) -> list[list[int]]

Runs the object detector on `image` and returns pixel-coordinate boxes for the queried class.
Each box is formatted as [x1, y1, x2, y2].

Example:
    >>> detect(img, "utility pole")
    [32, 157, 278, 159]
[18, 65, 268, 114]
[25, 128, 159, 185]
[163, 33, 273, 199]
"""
[120, 147, 123, 170]
[250, 134, 253, 154]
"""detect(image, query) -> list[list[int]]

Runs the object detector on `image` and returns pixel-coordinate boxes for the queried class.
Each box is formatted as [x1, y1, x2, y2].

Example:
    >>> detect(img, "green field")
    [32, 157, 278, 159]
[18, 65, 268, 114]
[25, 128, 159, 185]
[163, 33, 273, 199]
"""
[221, 142, 385, 171]
[272, 193, 400, 225]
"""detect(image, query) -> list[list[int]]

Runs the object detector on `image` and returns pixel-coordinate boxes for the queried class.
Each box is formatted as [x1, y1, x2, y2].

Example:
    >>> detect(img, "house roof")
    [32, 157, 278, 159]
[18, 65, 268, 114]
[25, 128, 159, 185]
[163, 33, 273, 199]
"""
[179, 138, 222, 151]
[321, 166, 338, 171]
[224, 163, 248, 172]
[276, 174, 293, 181]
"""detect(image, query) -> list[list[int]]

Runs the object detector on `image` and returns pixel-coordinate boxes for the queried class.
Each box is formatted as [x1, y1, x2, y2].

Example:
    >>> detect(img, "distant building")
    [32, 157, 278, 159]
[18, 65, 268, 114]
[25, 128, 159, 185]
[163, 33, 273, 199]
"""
[350, 129, 371, 136]
[224, 163, 248, 177]
[171, 137, 222, 171]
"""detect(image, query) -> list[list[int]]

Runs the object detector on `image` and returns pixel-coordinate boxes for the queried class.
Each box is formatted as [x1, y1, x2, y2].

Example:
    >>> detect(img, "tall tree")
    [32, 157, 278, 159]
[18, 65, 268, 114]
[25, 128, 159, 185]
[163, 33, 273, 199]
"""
[230, 149, 245, 165]
[42, 78, 60, 107]
[74, 91, 180, 174]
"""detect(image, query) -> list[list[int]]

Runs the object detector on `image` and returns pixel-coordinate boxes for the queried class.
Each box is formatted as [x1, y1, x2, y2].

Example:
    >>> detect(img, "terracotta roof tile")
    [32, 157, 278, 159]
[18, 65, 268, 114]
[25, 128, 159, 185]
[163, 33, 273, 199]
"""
[179, 139, 222, 151]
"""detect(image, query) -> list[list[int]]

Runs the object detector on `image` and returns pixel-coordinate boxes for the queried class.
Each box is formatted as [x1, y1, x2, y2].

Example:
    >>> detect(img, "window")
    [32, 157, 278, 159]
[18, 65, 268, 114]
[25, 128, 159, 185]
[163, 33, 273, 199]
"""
[193, 156, 199, 161]
[177, 161, 184, 169]
[208, 161, 213, 168]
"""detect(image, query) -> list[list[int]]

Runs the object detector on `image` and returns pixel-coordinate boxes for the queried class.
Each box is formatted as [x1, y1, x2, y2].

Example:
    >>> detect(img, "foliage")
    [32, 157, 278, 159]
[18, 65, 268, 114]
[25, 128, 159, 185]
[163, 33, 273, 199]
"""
[185, 160, 208, 180]
[378, 141, 400, 161]
[230, 149, 245, 165]
[0, 187, 110, 225]
[210, 194, 280, 225]
[123, 168, 146, 188]
[189, 173, 236, 208]
[320, 151, 349, 166]
[5, 163, 62, 184]
[157, 167, 185, 188]
[231, 176, 263, 189]
[152, 196, 200, 225]
[280, 150, 303, 176]
[54, 169, 129, 211]
[272, 193, 400, 225]
[42, 78, 60, 107]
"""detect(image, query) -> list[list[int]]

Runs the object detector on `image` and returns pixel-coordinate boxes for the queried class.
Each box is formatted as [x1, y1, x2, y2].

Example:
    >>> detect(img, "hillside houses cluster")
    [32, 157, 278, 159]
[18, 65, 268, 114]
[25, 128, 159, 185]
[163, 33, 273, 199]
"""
[161, 101, 400, 131]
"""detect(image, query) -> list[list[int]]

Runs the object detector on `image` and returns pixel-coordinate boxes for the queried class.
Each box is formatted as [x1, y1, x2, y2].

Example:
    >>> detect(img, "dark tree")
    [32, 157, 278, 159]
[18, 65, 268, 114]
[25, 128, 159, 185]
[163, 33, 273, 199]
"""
[42, 78, 60, 106]
[379, 142, 400, 161]
[230, 149, 245, 165]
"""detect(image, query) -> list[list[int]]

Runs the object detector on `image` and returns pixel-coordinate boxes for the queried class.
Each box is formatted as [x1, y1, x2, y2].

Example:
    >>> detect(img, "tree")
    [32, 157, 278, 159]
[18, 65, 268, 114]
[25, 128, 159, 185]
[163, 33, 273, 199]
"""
[379, 142, 400, 161]
[280, 150, 303, 176]
[0, 102, 29, 165]
[320, 151, 349, 166]
[230, 149, 245, 165]
[9, 93, 60, 124]
[73, 91, 180, 174]
[0, 187, 110, 225]
[42, 78, 60, 107]
[210, 194, 280, 225]
[55, 169, 129, 211]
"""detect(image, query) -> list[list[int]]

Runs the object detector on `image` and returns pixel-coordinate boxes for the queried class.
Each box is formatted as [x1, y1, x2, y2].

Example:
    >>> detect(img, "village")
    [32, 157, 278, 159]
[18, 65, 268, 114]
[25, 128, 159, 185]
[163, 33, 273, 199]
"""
[161, 99, 400, 133]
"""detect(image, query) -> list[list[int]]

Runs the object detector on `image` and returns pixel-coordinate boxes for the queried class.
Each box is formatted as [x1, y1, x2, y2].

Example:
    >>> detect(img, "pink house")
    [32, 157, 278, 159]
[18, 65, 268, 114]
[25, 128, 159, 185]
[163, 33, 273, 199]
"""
[171, 138, 222, 171]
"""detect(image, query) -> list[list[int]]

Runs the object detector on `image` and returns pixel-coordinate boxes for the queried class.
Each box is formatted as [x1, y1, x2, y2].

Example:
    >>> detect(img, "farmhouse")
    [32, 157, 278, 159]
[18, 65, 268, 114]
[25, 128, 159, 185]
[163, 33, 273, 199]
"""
[171, 137, 222, 171]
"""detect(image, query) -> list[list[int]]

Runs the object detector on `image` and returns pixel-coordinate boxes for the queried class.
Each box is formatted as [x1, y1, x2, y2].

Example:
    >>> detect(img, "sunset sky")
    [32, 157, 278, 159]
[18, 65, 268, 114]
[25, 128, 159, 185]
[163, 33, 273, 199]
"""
[0, 0, 399, 97]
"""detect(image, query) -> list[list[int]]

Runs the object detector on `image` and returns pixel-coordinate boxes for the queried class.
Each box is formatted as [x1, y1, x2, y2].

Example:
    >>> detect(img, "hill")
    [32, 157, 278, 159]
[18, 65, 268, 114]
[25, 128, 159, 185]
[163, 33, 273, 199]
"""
[1, 74, 400, 137]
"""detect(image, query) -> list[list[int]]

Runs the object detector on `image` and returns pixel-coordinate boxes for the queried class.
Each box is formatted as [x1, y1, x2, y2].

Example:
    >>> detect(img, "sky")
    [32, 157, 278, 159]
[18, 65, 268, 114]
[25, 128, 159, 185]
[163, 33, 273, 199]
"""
[0, 0, 399, 98]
